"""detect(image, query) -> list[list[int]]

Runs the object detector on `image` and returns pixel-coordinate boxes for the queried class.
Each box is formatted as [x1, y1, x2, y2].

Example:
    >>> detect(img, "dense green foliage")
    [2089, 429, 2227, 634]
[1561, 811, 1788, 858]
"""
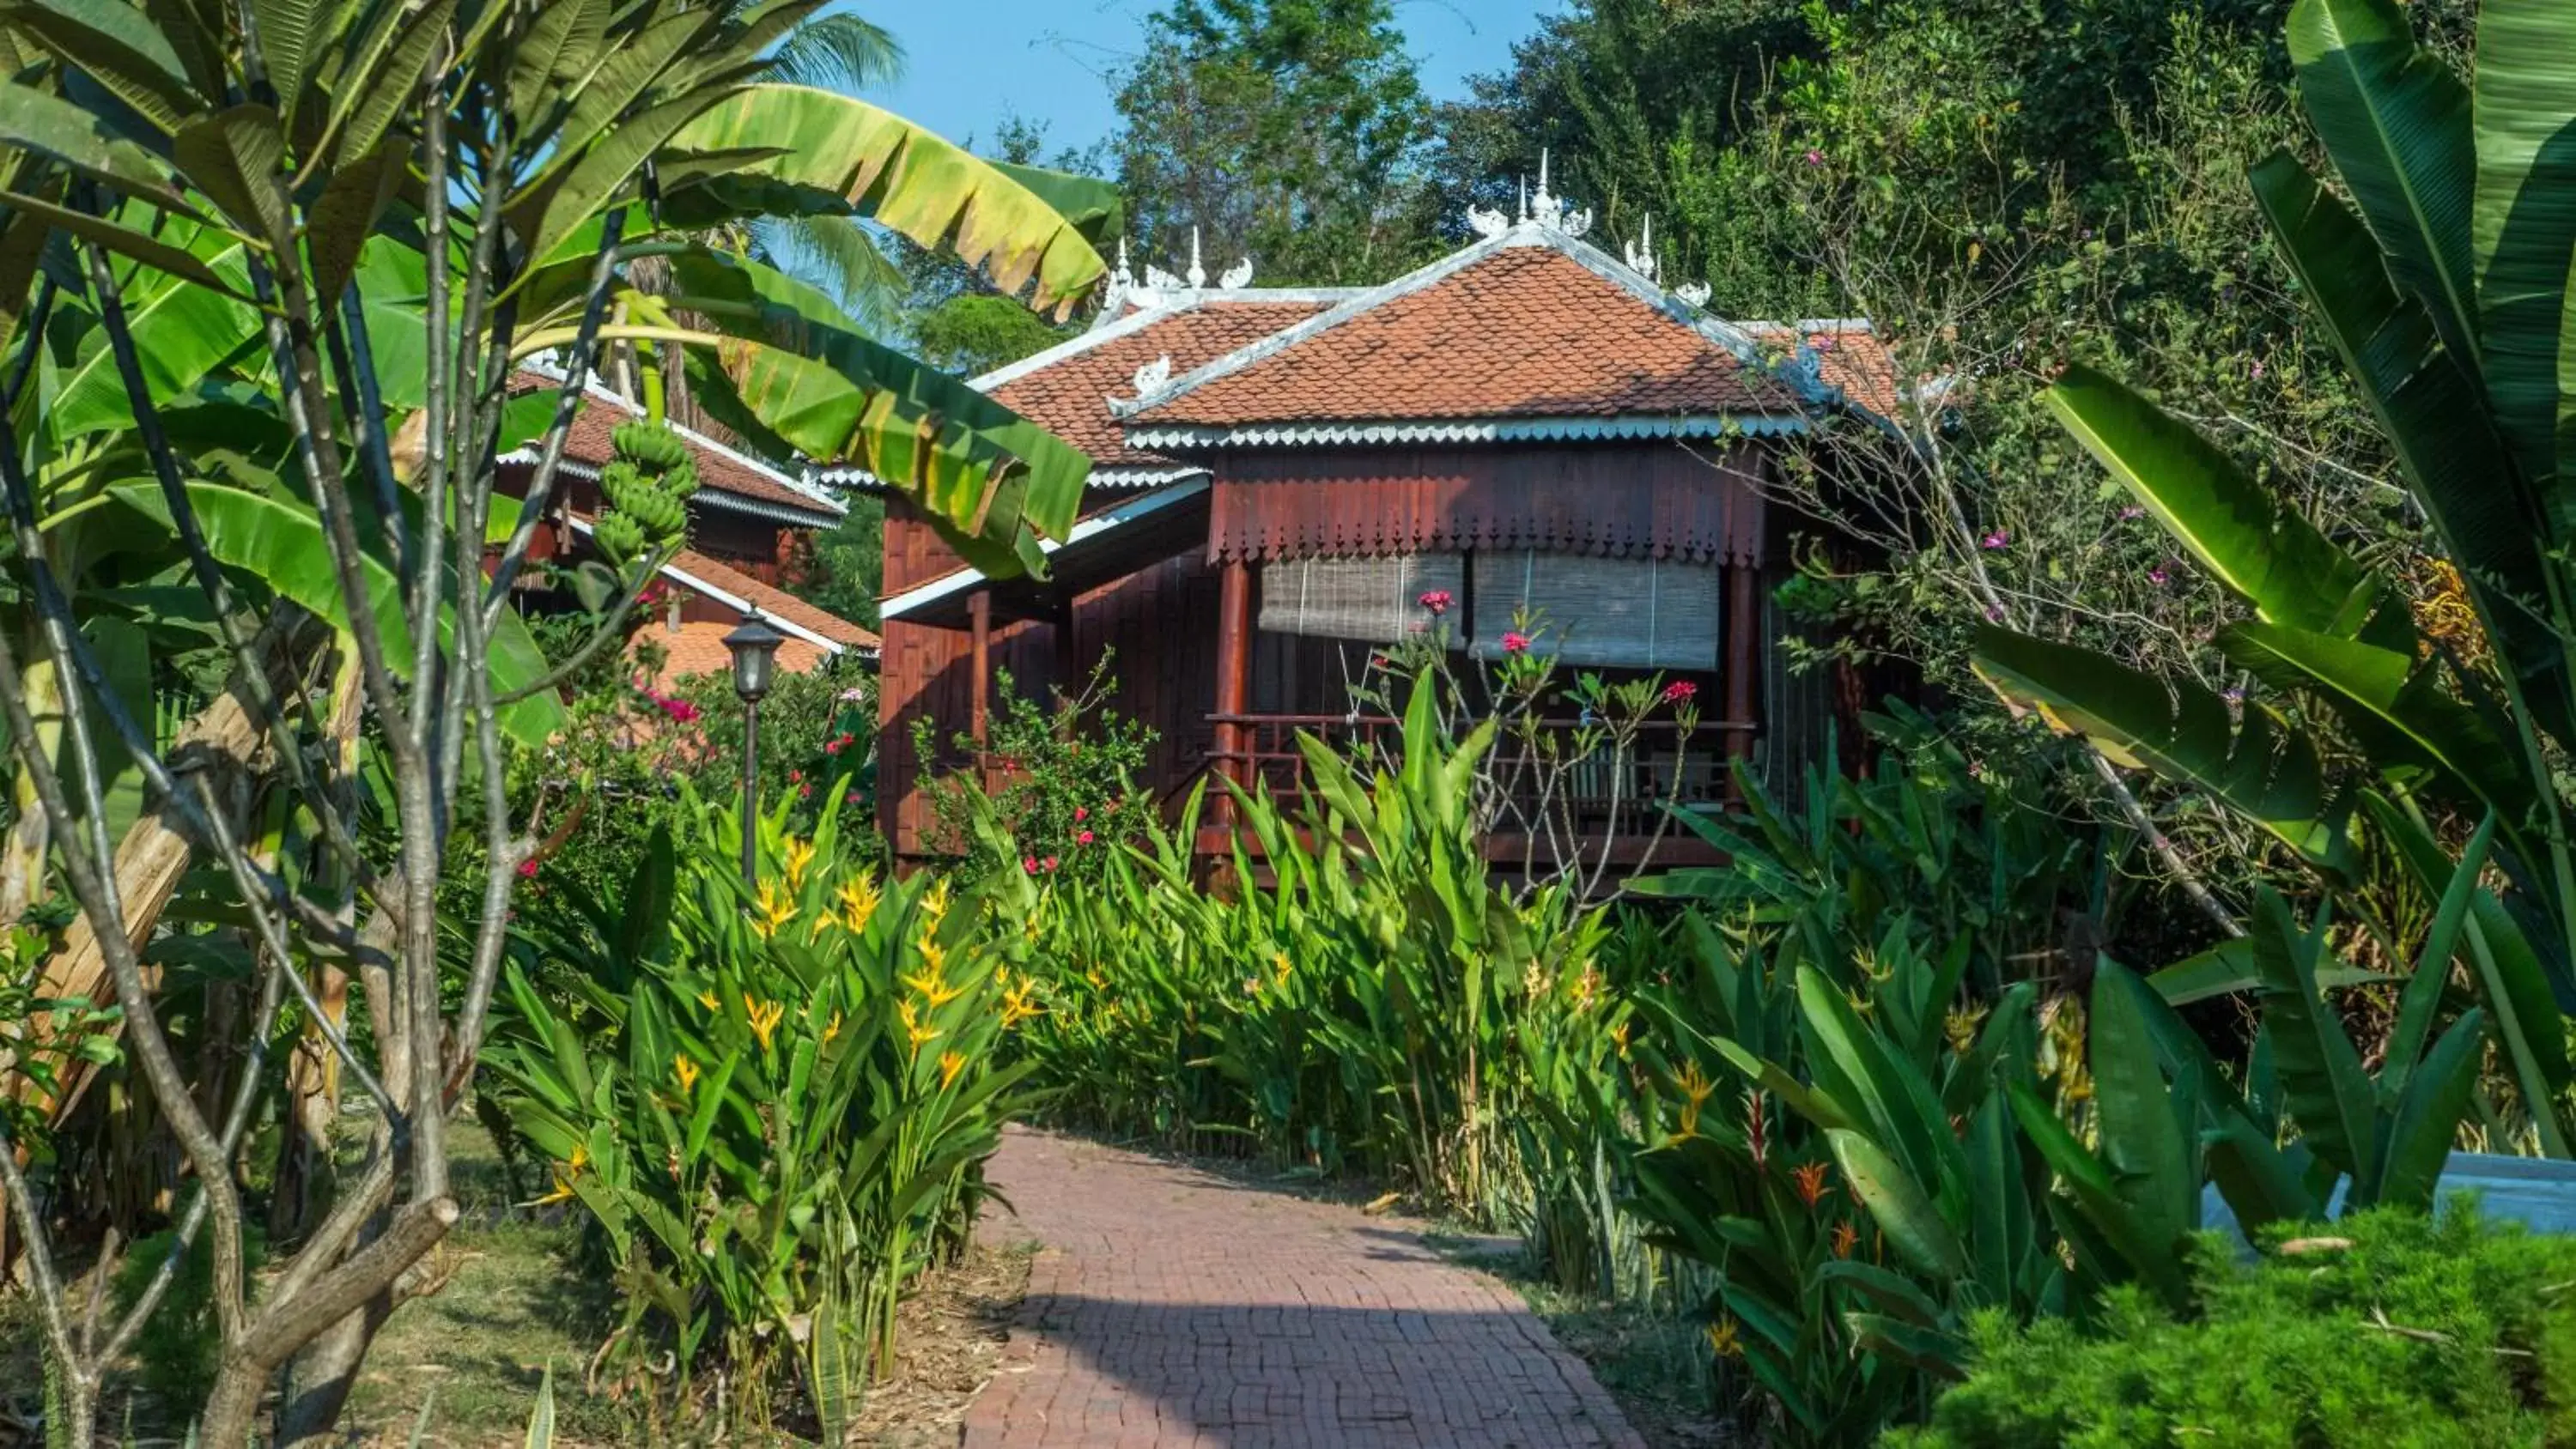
[1887, 1208, 2576, 1449]
[1114, 0, 1442, 283]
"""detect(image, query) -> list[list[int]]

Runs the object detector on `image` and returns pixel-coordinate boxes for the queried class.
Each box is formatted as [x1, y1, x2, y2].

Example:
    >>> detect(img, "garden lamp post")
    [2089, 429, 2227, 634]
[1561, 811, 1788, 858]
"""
[723, 611, 786, 888]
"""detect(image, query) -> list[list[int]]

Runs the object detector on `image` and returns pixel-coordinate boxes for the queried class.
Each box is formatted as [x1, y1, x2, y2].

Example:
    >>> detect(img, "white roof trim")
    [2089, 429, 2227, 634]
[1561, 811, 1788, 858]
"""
[880, 477, 1211, 622]
[809, 463, 1208, 494]
[562, 518, 853, 657]
[511, 359, 846, 519]
[1108, 219, 1862, 427]
[1122, 415, 1805, 449]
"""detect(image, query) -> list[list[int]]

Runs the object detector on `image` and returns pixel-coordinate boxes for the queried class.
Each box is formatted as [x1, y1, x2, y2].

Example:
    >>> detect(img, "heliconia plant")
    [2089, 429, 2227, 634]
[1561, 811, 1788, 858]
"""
[488, 789, 1036, 1434]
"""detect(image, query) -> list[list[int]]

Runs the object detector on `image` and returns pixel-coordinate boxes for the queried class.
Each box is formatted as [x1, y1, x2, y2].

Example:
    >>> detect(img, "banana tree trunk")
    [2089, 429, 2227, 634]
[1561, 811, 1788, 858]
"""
[270, 659, 365, 1246]
[0, 650, 63, 925]
[7, 616, 307, 1124]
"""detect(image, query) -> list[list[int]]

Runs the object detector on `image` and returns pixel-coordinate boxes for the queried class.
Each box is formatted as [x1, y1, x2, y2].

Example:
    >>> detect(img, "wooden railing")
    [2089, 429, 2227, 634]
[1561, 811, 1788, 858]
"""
[1200, 712, 1752, 861]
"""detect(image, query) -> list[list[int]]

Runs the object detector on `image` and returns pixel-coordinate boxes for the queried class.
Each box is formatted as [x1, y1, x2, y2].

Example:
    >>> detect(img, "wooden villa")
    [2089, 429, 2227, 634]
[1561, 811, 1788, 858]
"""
[863, 186, 1896, 866]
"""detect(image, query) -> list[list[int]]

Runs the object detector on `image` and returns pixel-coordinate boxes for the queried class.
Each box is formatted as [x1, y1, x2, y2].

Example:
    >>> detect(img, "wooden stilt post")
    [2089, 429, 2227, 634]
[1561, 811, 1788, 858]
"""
[969, 588, 992, 751]
[1212, 559, 1252, 829]
[1724, 561, 1759, 767]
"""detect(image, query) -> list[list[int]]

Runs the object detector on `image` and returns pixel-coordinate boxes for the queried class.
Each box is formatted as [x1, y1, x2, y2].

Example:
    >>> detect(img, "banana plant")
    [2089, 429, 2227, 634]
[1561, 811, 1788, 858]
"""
[1971, 0, 2576, 1152]
[0, 0, 1119, 1440]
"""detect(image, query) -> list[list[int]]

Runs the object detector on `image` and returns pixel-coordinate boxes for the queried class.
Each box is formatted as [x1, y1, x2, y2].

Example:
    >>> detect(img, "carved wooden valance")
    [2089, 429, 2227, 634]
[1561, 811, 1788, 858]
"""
[1206, 442, 1766, 567]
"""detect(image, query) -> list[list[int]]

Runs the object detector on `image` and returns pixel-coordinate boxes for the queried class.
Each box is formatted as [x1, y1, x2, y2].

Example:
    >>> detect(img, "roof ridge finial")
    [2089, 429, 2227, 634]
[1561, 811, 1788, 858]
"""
[1624, 214, 1657, 282]
[1187, 226, 1206, 290]
[1518, 174, 1528, 222]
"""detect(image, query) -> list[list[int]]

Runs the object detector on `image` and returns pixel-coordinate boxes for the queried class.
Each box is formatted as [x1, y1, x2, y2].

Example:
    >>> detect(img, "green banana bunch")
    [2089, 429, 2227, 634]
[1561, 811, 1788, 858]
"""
[594, 420, 701, 567]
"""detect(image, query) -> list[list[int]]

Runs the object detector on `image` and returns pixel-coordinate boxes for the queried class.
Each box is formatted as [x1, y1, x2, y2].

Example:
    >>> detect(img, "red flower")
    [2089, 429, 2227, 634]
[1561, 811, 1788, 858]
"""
[1501, 631, 1531, 654]
[845, 791, 861, 805]
[1074, 805, 1089, 822]
[1662, 681, 1698, 703]
[1417, 589, 1453, 615]
[516, 858, 539, 879]
[1023, 856, 1040, 874]
[1042, 855, 1059, 872]
[788, 769, 803, 783]
[824, 737, 845, 756]
[1076, 829, 1096, 846]
[799, 782, 813, 800]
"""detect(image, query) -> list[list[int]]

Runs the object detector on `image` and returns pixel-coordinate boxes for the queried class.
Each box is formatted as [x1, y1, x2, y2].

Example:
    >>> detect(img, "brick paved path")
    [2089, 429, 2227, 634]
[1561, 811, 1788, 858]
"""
[962, 1126, 1646, 1448]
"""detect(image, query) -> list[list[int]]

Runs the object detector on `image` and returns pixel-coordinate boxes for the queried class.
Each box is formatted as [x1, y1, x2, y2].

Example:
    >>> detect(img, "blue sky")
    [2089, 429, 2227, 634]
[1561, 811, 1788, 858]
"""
[872, 0, 1566, 161]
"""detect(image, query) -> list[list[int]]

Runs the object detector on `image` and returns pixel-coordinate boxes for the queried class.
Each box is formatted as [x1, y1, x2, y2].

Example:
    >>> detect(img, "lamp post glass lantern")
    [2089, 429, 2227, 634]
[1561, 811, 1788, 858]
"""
[723, 611, 787, 888]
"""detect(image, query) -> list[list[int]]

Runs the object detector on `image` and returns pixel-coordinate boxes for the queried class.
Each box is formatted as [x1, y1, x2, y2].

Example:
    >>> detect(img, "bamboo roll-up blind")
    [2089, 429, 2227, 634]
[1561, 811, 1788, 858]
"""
[1470, 550, 1722, 668]
[1257, 554, 1468, 644]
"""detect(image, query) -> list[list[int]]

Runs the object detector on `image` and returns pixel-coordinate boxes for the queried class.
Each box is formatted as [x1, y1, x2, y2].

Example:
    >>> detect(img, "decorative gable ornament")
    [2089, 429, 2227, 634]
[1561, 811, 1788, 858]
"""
[1527, 151, 1592, 239]
[1466, 204, 1511, 239]
[1674, 282, 1712, 308]
[1116, 227, 1256, 309]
[1219, 257, 1254, 289]
[1623, 215, 1658, 283]
[1131, 354, 1173, 397]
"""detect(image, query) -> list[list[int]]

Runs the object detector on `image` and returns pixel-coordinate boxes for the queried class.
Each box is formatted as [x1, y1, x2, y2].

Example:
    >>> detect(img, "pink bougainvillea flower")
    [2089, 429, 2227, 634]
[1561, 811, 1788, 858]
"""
[1980, 530, 2011, 550]
[1803, 148, 1825, 166]
[1662, 680, 1698, 703]
[1418, 589, 1453, 615]
[1077, 829, 1096, 846]
[1501, 631, 1531, 654]
[2148, 565, 2172, 585]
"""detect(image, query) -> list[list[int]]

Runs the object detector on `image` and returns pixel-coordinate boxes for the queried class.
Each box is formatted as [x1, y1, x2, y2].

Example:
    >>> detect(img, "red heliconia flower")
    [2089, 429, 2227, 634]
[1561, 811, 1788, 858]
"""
[1662, 680, 1698, 704]
[1501, 631, 1531, 654]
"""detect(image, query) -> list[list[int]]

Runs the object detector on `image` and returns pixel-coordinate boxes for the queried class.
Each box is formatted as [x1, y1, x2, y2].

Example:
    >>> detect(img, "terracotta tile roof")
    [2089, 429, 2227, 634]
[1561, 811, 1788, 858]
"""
[1747, 322, 1901, 417]
[1127, 246, 1807, 428]
[663, 548, 880, 652]
[508, 372, 843, 520]
[633, 620, 829, 690]
[985, 301, 1331, 471]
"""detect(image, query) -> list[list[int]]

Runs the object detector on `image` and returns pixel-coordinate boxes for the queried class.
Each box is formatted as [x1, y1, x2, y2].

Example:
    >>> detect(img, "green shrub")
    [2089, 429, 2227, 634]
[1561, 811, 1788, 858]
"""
[1886, 1206, 2576, 1449]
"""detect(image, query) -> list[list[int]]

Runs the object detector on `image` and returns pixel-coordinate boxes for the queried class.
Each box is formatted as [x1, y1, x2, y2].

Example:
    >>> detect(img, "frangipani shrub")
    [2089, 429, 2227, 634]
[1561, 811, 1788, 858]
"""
[489, 790, 1036, 1435]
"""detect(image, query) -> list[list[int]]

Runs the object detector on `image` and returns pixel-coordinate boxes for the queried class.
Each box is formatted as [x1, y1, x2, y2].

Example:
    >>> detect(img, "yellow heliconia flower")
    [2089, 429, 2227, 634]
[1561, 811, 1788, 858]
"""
[1570, 963, 1603, 1013]
[902, 961, 965, 1008]
[744, 995, 786, 1053]
[836, 873, 882, 934]
[537, 1173, 577, 1206]
[1674, 1060, 1716, 1140]
[782, 837, 817, 888]
[921, 876, 952, 922]
[1610, 1020, 1632, 1058]
[916, 937, 948, 979]
[823, 1009, 844, 1045]
[674, 1054, 702, 1095]
[1705, 1319, 1743, 1359]
[1944, 1003, 1990, 1056]
[697, 989, 720, 1012]
[1272, 950, 1293, 985]
[899, 997, 940, 1053]
[939, 1049, 969, 1088]
[567, 1143, 590, 1171]
[1001, 978, 1044, 1029]
[752, 880, 799, 939]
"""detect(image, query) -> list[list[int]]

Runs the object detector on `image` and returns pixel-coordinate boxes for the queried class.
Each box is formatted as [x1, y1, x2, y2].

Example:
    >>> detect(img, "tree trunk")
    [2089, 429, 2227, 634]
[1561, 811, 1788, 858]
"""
[0, 651, 62, 924]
